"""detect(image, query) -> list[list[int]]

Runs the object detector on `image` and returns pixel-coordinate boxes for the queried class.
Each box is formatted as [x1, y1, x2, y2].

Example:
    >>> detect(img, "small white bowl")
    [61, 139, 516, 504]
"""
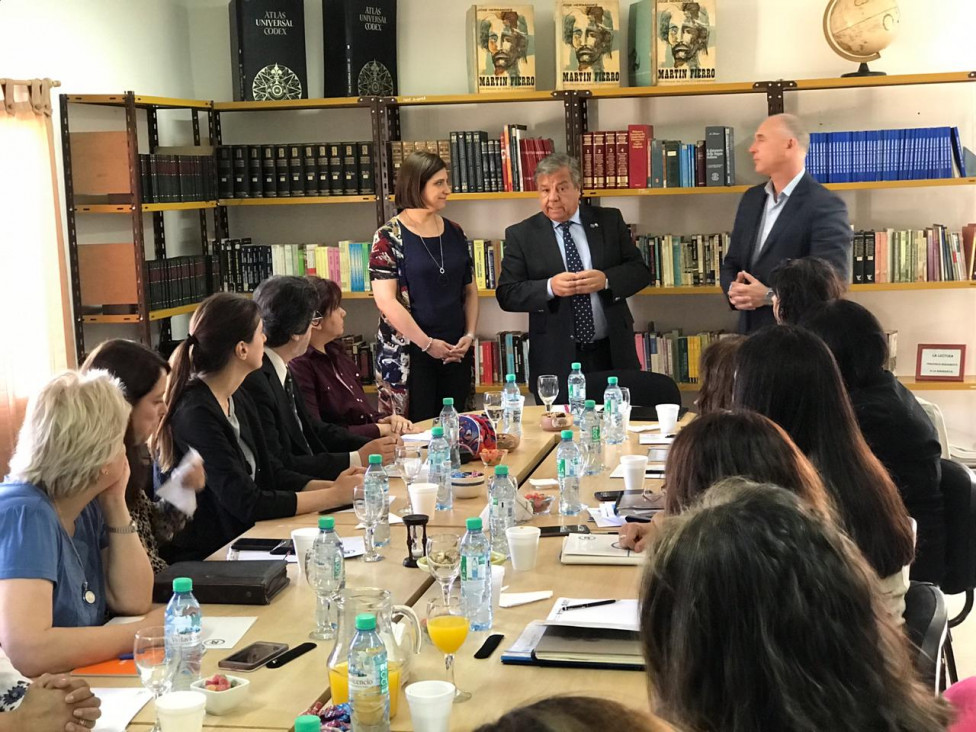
[190, 674, 249, 715]
[452, 470, 485, 499]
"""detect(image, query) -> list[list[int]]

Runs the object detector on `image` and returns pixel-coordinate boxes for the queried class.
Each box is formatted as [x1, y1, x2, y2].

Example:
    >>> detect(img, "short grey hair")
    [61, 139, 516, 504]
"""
[8, 370, 131, 500]
[771, 113, 810, 152]
[534, 153, 583, 188]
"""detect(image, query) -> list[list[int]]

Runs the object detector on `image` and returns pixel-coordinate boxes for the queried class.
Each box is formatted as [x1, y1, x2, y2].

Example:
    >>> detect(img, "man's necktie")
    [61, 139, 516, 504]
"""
[560, 221, 596, 344]
[284, 373, 312, 455]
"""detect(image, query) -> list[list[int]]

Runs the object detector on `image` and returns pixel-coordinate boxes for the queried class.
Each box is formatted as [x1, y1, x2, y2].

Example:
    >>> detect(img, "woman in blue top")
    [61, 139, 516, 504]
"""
[0, 371, 158, 676]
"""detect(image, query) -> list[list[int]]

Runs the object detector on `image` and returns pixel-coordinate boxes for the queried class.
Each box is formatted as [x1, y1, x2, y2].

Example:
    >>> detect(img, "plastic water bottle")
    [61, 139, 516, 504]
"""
[568, 362, 586, 421]
[439, 397, 461, 471]
[309, 516, 345, 623]
[364, 454, 390, 547]
[557, 430, 583, 516]
[347, 612, 390, 732]
[164, 577, 203, 691]
[460, 517, 493, 631]
[603, 376, 625, 445]
[579, 399, 604, 476]
[428, 426, 453, 511]
[501, 374, 522, 437]
[488, 465, 517, 557]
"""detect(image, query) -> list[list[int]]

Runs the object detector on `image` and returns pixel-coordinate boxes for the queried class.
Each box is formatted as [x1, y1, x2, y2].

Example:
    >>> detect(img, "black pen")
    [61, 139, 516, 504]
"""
[562, 599, 617, 611]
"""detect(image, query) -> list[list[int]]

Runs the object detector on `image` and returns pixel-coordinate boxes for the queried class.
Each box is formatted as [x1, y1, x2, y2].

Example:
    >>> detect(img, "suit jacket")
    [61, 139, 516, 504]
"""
[496, 205, 651, 392]
[160, 379, 305, 563]
[720, 172, 852, 333]
[238, 355, 370, 481]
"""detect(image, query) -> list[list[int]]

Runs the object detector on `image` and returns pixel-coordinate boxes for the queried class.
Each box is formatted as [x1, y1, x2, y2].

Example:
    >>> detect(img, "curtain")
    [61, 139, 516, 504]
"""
[0, 79, 72, 473]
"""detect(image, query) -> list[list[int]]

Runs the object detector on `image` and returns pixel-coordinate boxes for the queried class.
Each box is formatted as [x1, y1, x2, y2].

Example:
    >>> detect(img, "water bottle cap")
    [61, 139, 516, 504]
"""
[505, 374, 516, 382]
[584, 399, 596, 409]
[442, 397, 454, 406]
[319, 516, 335, 530]
[561, 430, 574, 440]
[608, 376, 618, 385]
[368, 454, 383, 465]
[571, 362, 581, 370]
[172, 577, 192, 593]
[493, 465, 509, 476]
[432, 426, 444, 437]
[295, 716, 323, 732]
[355, 613, 377, 631]
[466, 517, 483, 531]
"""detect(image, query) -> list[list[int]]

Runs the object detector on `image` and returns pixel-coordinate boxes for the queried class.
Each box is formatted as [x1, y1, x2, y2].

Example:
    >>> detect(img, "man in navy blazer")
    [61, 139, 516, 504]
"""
[496, 153, 651, 397]
[720, 114, 852, 333]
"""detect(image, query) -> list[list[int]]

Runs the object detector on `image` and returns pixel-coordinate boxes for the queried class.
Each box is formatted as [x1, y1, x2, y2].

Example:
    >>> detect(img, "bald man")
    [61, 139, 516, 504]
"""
[720, 114, 852, 333]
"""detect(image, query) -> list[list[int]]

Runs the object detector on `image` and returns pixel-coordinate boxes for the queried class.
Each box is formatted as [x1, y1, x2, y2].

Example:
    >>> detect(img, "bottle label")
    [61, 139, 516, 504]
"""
[570, 384, 581, 399]
[605, 398, 616, 414]
[333, 555, 343, 581]
[167, 629, 201, 648]
[557, 458, 566, 478]
[590, 426, 601, 441]
[348, 655, 388, 696]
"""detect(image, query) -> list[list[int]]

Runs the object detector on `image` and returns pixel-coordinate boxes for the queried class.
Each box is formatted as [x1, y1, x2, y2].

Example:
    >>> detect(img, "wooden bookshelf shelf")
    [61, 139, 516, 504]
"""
[81, 312, 141, 324]
[396, 90, 560, 106]
[213, 98, 367, 112]
[850, 281, 976, 292]
[447, 191, 540, 201]
[362, 382, 530, 395]
[585, 185, 750, 197]
[218, 195, 376, 206]
[584, 178, 975, 199]
[342, 292, 375, 300]
[824, 177, 976, 192]
[588, 81, 765, 100]
[74, 202, 217, 213]
[791, 71, 976, 93]
[900, 377, 976, 392]
[143, 201, 216, 212]
[66, 94, 212, 110]
[149, 303, 204, 320]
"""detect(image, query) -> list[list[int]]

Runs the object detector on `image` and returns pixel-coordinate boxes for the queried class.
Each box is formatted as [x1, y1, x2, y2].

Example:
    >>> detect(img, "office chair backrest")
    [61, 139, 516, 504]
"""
[586, 370, 681, 411]
[903, 581, 947, 693]
[941, 459, 976, 596]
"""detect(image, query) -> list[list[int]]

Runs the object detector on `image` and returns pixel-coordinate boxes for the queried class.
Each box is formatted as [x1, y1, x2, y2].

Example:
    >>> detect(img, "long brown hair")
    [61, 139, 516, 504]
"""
[152, 293, 260, 470]
[473, 696, 670, 732]
[695, 335, 745, 415]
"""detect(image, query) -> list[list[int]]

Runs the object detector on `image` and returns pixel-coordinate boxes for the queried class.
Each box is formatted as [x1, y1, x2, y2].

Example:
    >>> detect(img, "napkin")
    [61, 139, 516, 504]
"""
[499, 591, 554, 608]
[156, 447, 202, 516]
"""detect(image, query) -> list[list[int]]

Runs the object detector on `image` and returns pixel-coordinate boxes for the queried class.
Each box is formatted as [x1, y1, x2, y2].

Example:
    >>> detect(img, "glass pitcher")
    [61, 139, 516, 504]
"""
[327, 587, 422, 719]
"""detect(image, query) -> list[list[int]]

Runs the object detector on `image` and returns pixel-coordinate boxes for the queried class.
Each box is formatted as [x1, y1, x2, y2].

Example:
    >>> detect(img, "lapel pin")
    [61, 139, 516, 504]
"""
[589, 222, 599, 229]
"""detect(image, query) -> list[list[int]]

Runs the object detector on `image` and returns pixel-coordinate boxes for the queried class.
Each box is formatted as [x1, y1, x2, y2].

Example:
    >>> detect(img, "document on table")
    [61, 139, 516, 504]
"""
[107, 616, 255, 650]
[501, 620, 548, 664]
[639, 432, 676, 445]
[402, 430, 432, 443]
[237, 536, 364, 562]
[608, 463, 666, 478]
[92, 688, 153, 732]
[587, 503, 624, 528]
[560, 533, 642, 566]
[545, 597, 640, 632]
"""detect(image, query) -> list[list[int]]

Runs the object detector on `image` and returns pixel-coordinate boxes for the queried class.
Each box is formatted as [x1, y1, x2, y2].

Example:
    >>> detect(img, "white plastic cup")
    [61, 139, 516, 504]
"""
[656, 403, 680, 435]
[405, 680, 455, 732]
[506, 526, 541, 571]
[490, 564, 505, 611]
[619, 454, 649, 493]
[408, 482, 439, 517]
[291, 527, 318, 579]
[156, 691, 206, 732]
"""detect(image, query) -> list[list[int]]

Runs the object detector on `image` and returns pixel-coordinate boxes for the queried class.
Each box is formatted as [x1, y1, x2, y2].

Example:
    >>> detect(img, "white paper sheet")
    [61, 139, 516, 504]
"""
[608, 463, 666, 479]
[626, 424, 658, 433]
[92, 687, 153, 732]
[544, 597, 640, 632]
[200, 616, 256, 649]
[638, 433, 676, 445]
[402, 430, 432, 443]
[587, 504, 624, 528]
[356, 510, 404, 529]
[341, 536, 365, 558]
[528, 478, 559, 487]
[499, 590, 553, 608]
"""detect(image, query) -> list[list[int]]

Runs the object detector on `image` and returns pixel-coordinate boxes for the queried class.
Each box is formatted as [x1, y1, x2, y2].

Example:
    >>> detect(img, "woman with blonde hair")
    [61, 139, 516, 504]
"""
[0, 371, 158, 676]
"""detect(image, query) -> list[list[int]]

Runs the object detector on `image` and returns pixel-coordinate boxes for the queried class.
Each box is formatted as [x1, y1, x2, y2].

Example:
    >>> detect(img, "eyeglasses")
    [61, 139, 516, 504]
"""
[310, 311, 323, 326]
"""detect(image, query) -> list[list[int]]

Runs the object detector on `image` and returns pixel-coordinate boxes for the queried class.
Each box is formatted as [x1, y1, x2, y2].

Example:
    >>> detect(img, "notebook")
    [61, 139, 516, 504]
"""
[531, 624, 644, 670]
[559, 533, 643, 566]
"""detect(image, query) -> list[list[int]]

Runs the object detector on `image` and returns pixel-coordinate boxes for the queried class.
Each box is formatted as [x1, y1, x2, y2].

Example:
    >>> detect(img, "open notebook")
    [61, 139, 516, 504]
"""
[559, 533, 643, 566]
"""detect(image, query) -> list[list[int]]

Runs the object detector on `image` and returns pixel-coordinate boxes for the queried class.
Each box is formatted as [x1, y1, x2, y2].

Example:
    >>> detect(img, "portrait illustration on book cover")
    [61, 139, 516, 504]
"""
[656, 0, 716, 84]
[469, 5, 537, 93]
[556, 1, 621, 89]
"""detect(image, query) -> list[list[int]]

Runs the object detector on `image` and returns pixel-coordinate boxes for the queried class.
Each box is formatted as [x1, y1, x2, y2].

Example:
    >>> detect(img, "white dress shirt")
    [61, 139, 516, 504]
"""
[545, 209, 609, 341]
[752, 168, 806, 264]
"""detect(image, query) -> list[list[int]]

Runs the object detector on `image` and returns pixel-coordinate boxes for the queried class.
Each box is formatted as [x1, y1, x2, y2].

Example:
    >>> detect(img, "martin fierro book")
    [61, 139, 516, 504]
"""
[555, 0, 621, 90]
[229, 0, 308, 102]
[466, 5, 537, 94]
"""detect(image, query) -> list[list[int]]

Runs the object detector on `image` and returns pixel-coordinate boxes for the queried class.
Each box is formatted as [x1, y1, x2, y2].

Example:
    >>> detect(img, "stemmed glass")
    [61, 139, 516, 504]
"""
[354, 479, 385, 562]
[396, 444, 424, 514]
[619, 386, 632, 433]
[483, 391, 503, 433]
[537, 374, 559, 412]
[425, 533, 461, 604]
[134, 626, 176, 732]
[426, 595, 471, 703]
[305, 551, 340, 640]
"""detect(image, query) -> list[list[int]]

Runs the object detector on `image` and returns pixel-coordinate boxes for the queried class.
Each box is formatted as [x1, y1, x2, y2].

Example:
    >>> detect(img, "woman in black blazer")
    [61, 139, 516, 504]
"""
[152, 293, 363, 562]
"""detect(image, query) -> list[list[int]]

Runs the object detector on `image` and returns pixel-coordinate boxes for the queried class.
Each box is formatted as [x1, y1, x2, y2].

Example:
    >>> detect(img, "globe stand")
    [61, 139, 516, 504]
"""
[842, 62, 886, 78]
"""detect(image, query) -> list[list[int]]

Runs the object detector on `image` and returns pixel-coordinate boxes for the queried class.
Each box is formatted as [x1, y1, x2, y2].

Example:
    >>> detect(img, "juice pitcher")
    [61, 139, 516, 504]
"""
[327, 587, 422, 718]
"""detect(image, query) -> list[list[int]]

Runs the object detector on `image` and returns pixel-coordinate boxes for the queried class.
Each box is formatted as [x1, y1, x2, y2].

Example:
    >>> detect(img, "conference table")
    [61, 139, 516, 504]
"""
[108, 405, 684, 730]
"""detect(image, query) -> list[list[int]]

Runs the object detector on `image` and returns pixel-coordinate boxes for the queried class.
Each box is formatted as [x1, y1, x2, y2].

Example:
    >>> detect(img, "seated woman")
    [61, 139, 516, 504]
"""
[803, 300, 945, 583]
[0, 371, 157, 676]
[768, 255, 846, 324]
[640, 480, 952, 731]
[152, 292, 363, 563]
[82, 339, 206, 572]
[733, 325, 916, 619]
[618, 410, 832, 552]
[694, 335, 745, 415]
[473, 696, 669, 732]
[291, 276, 416, 438]
[0, 650, 102, 731]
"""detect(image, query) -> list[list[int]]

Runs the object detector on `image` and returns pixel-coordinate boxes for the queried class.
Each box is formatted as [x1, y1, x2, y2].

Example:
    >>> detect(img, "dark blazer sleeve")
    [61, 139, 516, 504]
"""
[720, 184, 763, 298]
[807, 186, 853, 282]
[496, 220, 551, 313]
[600, 208, 651, 300]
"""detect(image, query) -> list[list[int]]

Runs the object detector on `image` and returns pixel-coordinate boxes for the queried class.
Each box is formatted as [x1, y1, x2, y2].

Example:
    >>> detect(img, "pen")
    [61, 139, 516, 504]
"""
[561, 599, 617, 611]
[118, 653, 133, 661]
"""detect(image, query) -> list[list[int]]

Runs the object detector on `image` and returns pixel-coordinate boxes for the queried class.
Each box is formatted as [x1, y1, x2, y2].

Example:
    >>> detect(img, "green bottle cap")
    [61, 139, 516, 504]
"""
[571, 362, 581, 370]
[494, 465, 509, 476]
[432, 426, 444, 437]
[505, 373, 516, 382]
[466, 517, 483, 531]
[443, 397, 454, 406]
[584, 399, 596, 409]
[355, 613, 377, 631]
[295, 715, 322, 732]
[561, 430, 574, 440]
[608, 376, 618, 385]
[172, 577, 192, 593]
[368, 454, 383, 465]
[319, 516, 335, 530]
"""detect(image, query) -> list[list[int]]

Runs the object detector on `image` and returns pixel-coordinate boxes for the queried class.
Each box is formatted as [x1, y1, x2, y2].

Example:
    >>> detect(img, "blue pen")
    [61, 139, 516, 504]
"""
[118, 653, 133, 661]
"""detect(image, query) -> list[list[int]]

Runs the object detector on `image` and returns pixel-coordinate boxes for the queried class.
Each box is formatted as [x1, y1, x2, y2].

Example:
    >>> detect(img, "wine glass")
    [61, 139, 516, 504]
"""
[619, 386, 632, 434]
[305, 550, 340, 640]
[537, 374, 559, 413]
[425, 533, 461, 604]
[483, 391, 503, 433]
[354, 479, 385, 562]
[134, 626, 175, 732]
[396, 444, 424, 514]
[426, 595, 471, 703]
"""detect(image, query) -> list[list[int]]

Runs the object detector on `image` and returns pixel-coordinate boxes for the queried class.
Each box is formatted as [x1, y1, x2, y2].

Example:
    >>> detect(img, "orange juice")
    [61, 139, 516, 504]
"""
[427, 615, 469, 654]
[329, 661, 402, 717]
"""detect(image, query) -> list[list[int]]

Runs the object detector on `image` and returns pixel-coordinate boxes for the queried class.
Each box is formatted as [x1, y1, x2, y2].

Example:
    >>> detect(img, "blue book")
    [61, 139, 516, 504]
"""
[938, 127, 952, 178]
[950, 127, 967, 177]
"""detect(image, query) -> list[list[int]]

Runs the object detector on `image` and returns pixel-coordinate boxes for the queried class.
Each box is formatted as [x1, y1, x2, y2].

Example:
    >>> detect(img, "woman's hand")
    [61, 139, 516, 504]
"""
[424, 338, 454, 360]
[617, 521, 655, 553]
[378, 415, 415, 435]
[443, 334, 474, 364]
[97, 457, 131, 511]
[182, 461, 207, 493]
[37, 675, 102, 732]
[12, 675, 102, 732]
[331, 466, 365, 505]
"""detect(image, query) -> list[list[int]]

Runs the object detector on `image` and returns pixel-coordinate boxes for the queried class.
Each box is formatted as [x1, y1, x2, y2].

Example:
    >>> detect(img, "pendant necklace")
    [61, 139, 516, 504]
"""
[403, 214, 448, 286]
[55, 502, 97, 605]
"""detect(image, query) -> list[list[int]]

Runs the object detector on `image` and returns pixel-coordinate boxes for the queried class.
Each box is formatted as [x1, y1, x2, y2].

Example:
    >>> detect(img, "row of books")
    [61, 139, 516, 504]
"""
[335, 334, 376, 386]
[138, 155, 218, 203]
[470, 238, 505, 290]
[216, 142, 375, 199]
[806, 127, 967, 184]
[474, 331, 530, 387]
[853, 225, 976, 284]
[146, 255, 209, 310]
[388, 140, 452, 189]
[635, 232, 730, 288]
[449, 128, 555, 194]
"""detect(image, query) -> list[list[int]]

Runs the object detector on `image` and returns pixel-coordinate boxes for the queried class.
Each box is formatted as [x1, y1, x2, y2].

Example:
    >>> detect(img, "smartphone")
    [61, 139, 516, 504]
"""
[539, 525, 591, 538]
[615, 490, 666, 518]
[230, 538, 282, 553]
[217, 641, 288, 672]
[594, 490, 623, 503]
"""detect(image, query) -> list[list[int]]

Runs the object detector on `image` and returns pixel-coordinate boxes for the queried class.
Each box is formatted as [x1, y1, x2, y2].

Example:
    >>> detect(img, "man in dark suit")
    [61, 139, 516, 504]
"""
[720, 113, 852, 333]
[496, 153, 651, 396]
[240, 276, 399, 480]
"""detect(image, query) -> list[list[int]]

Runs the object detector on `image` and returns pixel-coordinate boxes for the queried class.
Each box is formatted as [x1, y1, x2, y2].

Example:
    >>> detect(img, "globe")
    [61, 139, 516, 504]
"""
[822, 0, 900, 76]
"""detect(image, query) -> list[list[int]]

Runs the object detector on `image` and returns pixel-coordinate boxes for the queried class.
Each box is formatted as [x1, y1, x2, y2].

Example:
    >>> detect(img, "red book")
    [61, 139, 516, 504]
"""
[604, 131, 617, 189]
[627, 124, 652, 188]
[500, 127, 512, 192]
[615, 130, 629, 188]
[519, 139, 532, 192]
[581, 133, 594, 188]
[592, 131, 606, 189]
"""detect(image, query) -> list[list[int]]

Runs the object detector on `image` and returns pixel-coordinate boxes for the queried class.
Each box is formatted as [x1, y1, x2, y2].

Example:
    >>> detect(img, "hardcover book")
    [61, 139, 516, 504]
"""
[555, 1, 621, 90]
[229, 0, 308, 102]
[323, 0, 398, 97]
[466, 5, 537, 94]
[655, 0, 716, 85]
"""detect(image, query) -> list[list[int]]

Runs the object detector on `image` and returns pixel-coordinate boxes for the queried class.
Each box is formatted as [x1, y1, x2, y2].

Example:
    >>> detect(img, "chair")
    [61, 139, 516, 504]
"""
[585, 370, 681, 415]
[939, 458, 976, 685]
[903, 581, 947, 692]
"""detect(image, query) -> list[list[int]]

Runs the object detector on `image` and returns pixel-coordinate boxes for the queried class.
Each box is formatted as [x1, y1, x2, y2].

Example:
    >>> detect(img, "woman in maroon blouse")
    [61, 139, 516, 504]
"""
[291, 276, 416, 439]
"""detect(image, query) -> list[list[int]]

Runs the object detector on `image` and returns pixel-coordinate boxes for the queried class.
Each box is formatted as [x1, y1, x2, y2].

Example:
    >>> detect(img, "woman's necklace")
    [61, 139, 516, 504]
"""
[55, 504, 96, 605]
[401, 213, 448, 285]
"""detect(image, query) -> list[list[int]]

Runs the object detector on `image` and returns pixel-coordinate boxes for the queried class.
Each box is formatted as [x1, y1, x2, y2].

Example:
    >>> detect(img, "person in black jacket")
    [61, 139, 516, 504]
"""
[240, 276, 399, 478]
[802, 300, 945, 583]
[152, 293, 363, 562]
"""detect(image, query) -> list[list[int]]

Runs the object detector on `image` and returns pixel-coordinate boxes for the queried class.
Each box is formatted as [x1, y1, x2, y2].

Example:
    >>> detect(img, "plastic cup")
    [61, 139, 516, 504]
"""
[506, 526, 541, 571]
[405, 680, 455, 732]
[156, 691, 206, 732]
[291, 528, 318, 579]
[408, 483, 439, 517]
[656, 403, 680, 435]
[491, 564, 505, 611]
[619, 454, 649, 493]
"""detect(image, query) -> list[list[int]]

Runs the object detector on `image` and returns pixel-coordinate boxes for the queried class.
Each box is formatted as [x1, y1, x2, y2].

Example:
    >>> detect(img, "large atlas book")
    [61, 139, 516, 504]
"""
[554, 1, 621, 90]
[323, 0, 398, 97]
[655, 0, 716, 85]
[466, 5, 537, 94]
[229, 0, 308, 102]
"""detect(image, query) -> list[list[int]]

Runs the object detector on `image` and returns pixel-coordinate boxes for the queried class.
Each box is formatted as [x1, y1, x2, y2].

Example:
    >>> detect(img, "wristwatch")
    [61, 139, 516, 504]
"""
[763, 288, 775, 305]
[106, 520, 138, 535]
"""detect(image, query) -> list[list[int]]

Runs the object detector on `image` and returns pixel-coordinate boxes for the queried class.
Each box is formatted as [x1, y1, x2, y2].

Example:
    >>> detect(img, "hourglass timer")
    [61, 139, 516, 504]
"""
[402, 514, 429, 568]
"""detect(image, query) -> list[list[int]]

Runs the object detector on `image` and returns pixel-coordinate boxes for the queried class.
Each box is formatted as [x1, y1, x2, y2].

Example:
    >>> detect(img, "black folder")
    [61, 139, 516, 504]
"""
[530, 625, 645, 671]
[153, 560, 289, 605]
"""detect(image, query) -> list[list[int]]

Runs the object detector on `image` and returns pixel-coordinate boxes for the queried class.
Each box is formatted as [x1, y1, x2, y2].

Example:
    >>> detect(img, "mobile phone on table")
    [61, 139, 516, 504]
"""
[218, 641, 288, 672]
[538, 525, 590, 538]
[230, 538, 282, 553]
[594, 490, 623, 503]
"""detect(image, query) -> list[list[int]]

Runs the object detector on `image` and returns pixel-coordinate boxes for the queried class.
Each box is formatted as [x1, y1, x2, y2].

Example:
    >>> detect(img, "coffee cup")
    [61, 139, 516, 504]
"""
[506, 526, 541, 571]
[408, 482, 439, 517]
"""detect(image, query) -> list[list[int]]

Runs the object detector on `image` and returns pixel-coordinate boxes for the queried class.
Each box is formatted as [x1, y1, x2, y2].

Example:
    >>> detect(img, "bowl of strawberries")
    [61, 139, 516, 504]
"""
[191, 673, 249, 715]
[524, 491, 555, 515]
